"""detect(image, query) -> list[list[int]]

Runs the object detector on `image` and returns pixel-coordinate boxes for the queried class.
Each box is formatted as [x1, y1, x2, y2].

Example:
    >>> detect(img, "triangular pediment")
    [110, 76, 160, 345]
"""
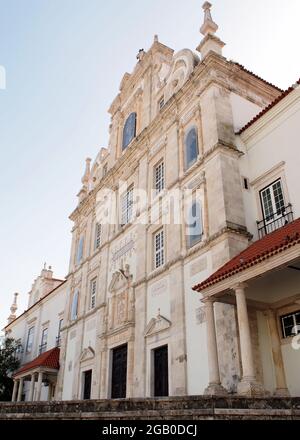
[80, 346, 95, 363]
[108, 270, 129, 294]
[144, 314, 171, 338]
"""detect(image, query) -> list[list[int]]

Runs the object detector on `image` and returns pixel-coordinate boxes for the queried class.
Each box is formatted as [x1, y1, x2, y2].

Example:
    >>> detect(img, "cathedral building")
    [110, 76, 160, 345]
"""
[4, 3, 300, 402]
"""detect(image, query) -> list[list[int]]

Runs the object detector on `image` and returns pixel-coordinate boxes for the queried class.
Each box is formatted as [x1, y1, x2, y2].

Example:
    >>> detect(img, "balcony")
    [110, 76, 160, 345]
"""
[257, 204, 294, 239]
[39, 343, 47, 355]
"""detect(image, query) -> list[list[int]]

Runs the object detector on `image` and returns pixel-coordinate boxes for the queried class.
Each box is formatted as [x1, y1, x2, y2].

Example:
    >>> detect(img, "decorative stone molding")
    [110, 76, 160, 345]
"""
[80, 346, 95, 363]
[144, 313, 171, 338]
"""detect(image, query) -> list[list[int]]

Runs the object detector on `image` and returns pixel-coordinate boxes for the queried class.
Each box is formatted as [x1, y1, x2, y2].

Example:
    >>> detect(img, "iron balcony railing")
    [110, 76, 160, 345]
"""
[257, 204, 294, 239]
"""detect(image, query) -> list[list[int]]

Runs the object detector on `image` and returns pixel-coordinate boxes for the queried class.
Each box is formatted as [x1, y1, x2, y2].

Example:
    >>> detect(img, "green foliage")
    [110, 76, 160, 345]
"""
[0, 337, 20, 401]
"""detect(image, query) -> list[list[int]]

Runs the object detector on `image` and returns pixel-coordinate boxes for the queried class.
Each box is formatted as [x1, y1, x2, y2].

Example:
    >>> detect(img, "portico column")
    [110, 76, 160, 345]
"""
[234, 283, 264, 396]
[48, 383, 53, 401]
[17, 377, 24, 402]
[266, 309, 290, 396]
[11, 380, 18, 401]
[204, 300, 227, 395]
[29, 373, 36, 401]
[36, 371, 43, 401]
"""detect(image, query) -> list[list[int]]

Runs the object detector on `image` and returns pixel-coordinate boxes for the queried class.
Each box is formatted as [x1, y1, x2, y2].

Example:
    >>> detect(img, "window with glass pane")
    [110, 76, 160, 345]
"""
[26, 327, 35, 353]
[40, 328, 48, 353]
[122, 113, 137, 150]
[94, 223, 102, 250]
[121, 186, 133, 226]
[90, 278, 97, 309]
[154, 229, 164, 269]
[185, 128, 199, 170]
[281, 310, 300, 338]
[187, 201, 203, 247]
[260, 179, 285, 222]
[155, 161, 165, 195]
[71, 290, 79, 321]
[76, 236, 84, 264]
[58, 319, 63, 336]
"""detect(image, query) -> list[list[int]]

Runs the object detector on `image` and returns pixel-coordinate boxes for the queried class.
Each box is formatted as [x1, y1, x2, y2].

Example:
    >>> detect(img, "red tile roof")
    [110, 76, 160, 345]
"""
[238, 79, 300, 134]
[193, 218, 300, 292]
[14, 347, 60, 377]
[231, 62, 283, 93]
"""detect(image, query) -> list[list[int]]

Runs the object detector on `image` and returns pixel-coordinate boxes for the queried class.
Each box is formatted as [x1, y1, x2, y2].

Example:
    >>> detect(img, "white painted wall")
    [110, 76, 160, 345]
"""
[230, 92, 261, 133]
[184, 252, 212, 395]
[239, 90, 300, 238]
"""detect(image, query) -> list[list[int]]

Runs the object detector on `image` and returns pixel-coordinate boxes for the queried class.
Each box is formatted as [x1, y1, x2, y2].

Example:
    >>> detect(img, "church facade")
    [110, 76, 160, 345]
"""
[4, 3, 300, 402]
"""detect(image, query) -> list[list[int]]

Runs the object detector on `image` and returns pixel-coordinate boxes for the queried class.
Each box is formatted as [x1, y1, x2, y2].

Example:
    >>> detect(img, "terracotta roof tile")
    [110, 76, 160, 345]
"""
[193, 218, 300, 292]
[14, 347, 60, 377]
[231, 62, 283, 93]
[238, 78, 300, 134]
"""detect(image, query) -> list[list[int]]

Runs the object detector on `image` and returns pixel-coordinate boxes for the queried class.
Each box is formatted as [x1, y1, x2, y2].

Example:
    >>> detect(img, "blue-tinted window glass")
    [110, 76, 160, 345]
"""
[122, 113, 137, 150]
[71, 290, 79, 321]
[76, 236, 84, 264]
[185, 128, 198, 169]
[187, 201, 203, 247]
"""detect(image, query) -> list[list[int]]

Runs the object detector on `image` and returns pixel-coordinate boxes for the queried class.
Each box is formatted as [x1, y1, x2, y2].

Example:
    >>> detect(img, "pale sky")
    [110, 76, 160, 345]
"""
[0, 0, 299, 330]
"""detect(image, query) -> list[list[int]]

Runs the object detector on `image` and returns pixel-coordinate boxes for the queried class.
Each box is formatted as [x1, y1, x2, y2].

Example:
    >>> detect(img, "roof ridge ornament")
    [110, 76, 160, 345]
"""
[200, 2, 218, 36]
[196, 2, 225, 58]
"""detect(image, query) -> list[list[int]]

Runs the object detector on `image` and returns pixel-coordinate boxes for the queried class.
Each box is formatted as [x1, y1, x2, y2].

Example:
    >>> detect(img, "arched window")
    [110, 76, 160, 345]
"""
[185, 128, 199, 170]
[71, 290, 79, 321]
[122, 112, 137, 150]
[186, 200, 203, 247]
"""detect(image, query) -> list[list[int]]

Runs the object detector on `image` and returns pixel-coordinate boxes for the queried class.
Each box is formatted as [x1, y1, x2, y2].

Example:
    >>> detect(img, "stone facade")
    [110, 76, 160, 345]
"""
[4, 2, 299, 405]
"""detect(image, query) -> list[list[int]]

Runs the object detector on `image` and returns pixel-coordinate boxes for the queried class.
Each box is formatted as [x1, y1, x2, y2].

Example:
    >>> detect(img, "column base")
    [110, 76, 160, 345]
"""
[237, 378, 266, 396]
[273, 388, 290, 397]
[204, 383, 228, 396]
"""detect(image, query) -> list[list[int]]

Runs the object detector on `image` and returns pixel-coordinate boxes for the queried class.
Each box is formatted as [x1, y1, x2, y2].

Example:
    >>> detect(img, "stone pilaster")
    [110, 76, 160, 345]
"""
[266, 309, 290, 397]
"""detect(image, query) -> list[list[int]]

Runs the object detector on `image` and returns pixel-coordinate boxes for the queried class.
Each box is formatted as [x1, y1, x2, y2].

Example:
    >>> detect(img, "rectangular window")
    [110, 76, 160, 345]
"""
[40, 328, 48, 353]
[154, 161, 165, 195]
[281, 310, 300, 338]
[56, 318, 63, 347]
[94, 223, 102, 250]
[90, 278, 97, 310]
[26, 327, 35, 353]
[159, 97, 165, 110]
[154, 229, 164, 269]
[121, 186, 133, 226]
[103, 164, 108, 177]
[260, 179, 285, 222]
[76, 236, 84, 264]
[186, 200, 203, 248]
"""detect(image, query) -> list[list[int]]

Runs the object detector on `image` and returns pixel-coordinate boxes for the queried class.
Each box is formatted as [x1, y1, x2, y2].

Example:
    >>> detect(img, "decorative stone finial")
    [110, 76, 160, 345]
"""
[154, 34, 159, 43]
[196, 2, 225, 58]
[7, 293, 19, 324]
[200, 2, 218, 36]
[81, 157, 92, 186]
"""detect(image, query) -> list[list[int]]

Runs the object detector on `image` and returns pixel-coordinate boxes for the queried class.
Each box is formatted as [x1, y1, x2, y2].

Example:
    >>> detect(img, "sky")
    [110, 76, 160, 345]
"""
[0, 0, 299, 330]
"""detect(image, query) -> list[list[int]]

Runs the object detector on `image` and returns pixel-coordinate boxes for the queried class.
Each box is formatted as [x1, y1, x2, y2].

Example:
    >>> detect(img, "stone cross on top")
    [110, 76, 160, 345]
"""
[200, 2, 218, 36]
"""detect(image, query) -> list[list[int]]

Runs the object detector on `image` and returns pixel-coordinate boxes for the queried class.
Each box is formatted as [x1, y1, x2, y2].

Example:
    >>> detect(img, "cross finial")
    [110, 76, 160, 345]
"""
[200, 2, 218, 36]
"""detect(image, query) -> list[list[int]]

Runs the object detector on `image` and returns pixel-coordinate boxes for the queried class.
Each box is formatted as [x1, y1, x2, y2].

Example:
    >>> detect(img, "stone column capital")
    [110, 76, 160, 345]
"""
[232, 282, 248, 292]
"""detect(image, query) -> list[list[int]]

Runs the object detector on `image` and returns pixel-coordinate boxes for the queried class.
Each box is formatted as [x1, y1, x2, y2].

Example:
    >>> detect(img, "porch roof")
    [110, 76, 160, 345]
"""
[14, 347, 60, 377]
[193, 218, 300, 293]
